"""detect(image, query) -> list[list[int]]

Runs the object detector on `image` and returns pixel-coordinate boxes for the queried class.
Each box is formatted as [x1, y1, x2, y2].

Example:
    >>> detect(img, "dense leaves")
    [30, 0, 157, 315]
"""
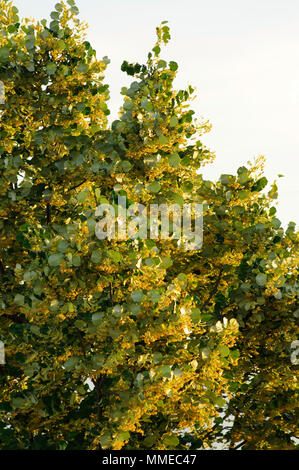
[0, 1, 298, 450]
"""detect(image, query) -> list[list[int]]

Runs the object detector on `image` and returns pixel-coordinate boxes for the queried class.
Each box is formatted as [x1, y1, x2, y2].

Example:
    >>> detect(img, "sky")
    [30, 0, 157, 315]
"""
[13, 0, 299, 228]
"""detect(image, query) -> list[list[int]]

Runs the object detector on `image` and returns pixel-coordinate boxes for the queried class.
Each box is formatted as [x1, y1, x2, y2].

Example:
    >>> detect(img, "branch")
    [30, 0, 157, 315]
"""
[69, 179, 87, 192]
[233, 440, 246, 450]
[0, 260, 5, 275]
[109, 283, 113, 306]
[92, 374, 106, 449]
[46, 202, 51, 224]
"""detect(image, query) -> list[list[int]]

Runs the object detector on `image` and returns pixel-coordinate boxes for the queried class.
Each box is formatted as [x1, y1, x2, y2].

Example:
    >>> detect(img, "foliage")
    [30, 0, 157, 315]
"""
[0, 1, 298, 450]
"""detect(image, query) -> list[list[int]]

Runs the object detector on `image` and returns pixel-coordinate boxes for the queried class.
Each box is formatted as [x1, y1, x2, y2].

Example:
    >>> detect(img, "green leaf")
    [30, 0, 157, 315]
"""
[269, 207, 276, 216]
[214, 397, 226, 407]
[220, 174, 234, 185]
[92, 312, 104, 324]
[26, 62, 35, 72]
[271, 218, 281, 229]
[77, 190, 88, 203]
[117, 431, 130, 442]
[148, 181, 161, 193]
[148, 289, 161, 303]
[63, 357, 79, 371]
[12, 397, 26, 409]
[237, 167, 250, 184]
[219, 345, 230, 357]
[163, 434, 179, 447]
[90, 250, 102, 264]
[252, 176, 268, 192]
[153, 352, 163, 364]
[30, 325, 40, 336]
[201, 347, 211, 359]
[70, 6, 79, 15]
[157, 59, 167, 68]
[169, 61, 178, 72]
[48, 253, 63, 267]
[74, 320, 85, 329]
[158, 365, 172, 378]
[230, 349, 240, 360]
[0, 46, 10, 63]
[191, 308, 201, 323]
[99, 433, 112, 449]
[239, 190, 249, 200]
[256, 273, 267, 287]
[152, 45, 160, 56]
[25, 36, 35, 50]
[107, 250, 122, 263]
[14, 294, 25, 305]
[141, 97, 150, 110]
[57, 39, 66, 51]
[158, 134, 168, 145]
[177, 273, 187, 286]
[46, 63, 57, 75]
[76, 63, 89, 74]
[72, 255, 81, 267]
[159, 256, 173, 269]
[120, 160, 132, 172]
[170, 192, 184, 206]
[50, 11, 60, 20]
[58, 240, 69, 252]
[131, 290, 143, 302]
[168, 152, 180, 167]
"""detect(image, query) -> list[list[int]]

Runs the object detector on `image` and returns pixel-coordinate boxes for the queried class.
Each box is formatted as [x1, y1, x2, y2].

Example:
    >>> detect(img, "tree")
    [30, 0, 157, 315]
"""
[0, 1, 298, 450]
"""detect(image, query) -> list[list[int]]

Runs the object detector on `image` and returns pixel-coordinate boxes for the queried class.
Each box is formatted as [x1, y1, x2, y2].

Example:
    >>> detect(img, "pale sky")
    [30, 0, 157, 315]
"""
[13, 0, 299, 228]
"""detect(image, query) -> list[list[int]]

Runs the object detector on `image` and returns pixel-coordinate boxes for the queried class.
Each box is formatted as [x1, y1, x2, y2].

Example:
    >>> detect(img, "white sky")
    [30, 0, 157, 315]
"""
[13, 0, 299, 228]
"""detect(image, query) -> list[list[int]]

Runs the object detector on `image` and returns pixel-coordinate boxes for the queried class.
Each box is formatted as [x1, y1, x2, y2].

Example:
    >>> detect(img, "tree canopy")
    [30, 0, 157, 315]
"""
[0, 0, 298, 450]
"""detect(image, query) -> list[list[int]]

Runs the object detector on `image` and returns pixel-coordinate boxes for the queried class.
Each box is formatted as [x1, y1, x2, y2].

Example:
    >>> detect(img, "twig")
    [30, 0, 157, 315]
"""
[233, 440, 246, 450]
[69, 179, 87, 191]
[46, 202, 51, 224]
